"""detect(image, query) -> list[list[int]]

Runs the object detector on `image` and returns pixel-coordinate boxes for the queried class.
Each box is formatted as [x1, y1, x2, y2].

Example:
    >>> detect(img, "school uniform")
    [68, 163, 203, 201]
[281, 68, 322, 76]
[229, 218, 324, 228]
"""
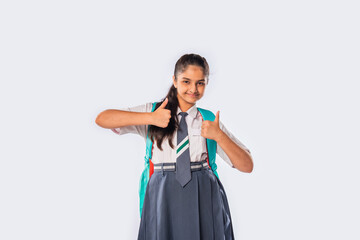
[111, 102, 252, 240]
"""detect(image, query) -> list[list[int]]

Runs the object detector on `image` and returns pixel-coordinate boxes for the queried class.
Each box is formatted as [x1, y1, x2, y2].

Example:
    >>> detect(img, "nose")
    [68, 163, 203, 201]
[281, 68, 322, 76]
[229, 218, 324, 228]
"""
[189, 82, 198, 93]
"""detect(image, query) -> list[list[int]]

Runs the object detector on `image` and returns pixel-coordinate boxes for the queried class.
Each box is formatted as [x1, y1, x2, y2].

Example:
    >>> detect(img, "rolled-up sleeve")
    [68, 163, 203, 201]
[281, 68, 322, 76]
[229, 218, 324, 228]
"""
[216, 121, 252, 168]
[111, 102, 154, 141]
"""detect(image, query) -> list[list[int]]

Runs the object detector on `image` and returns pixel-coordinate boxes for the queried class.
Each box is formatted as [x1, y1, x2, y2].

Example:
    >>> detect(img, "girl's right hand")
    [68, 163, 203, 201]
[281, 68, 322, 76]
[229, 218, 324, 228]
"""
[152, 98, 171, 128]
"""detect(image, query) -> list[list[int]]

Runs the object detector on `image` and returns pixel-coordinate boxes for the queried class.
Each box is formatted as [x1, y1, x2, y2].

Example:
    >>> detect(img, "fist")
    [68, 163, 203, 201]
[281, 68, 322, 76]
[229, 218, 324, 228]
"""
[201, 110, 222, 141]
[152, 98, 171, 128]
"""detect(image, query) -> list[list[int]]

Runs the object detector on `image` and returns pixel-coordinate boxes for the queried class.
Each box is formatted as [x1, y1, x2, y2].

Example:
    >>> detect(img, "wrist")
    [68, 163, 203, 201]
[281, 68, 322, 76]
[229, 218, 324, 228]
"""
[146, 112, 155, 125]
[215, 129, 227, 143]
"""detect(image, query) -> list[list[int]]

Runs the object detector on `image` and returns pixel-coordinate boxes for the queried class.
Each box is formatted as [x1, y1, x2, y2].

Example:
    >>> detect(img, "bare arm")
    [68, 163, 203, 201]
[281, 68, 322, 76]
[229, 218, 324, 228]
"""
[95, 110, 155, 128]
[95, 98, 170, 129]
[215, 131, 254, 173]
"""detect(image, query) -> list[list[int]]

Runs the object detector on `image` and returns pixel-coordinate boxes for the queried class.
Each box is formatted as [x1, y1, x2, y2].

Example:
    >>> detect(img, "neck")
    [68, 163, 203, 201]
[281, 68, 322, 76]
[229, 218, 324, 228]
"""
[177, 97, 195, 112]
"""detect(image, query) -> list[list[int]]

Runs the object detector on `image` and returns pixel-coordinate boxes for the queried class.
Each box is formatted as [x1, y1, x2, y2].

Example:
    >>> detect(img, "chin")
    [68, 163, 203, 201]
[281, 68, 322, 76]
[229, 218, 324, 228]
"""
[187, 97, 200, 104]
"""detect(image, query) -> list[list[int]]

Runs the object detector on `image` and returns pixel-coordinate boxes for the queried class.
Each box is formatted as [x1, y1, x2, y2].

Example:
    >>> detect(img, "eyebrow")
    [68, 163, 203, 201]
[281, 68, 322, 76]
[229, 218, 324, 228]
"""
[182, 77, 205, 82]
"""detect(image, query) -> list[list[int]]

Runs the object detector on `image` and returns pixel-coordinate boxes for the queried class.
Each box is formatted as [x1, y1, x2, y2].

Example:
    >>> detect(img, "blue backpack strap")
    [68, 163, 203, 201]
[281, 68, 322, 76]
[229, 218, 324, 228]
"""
[197, 107, 219, 179]
[139, 102, 157, 217]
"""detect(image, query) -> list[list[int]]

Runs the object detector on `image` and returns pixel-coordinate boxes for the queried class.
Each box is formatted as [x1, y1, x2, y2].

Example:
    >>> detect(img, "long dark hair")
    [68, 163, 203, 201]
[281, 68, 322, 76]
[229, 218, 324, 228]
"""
[148, 53, 210, 150]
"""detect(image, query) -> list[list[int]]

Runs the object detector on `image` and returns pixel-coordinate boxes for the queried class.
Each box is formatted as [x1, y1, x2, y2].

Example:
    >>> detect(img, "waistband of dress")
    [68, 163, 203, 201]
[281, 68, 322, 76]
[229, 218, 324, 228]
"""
[153, 159, 210, 172]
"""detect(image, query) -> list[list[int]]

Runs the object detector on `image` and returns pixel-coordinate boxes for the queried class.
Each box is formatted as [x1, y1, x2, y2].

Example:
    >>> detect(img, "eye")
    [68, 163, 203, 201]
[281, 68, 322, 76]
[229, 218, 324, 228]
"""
[198, 82, 205, 85]
[183, 80, 190, 84]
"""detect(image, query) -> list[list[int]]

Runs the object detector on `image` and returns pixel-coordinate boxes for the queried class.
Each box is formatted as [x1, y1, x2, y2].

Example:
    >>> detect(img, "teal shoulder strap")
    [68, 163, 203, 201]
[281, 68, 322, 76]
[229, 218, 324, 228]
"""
[197, 107, 219, 179]
[139, 102, 157, 218]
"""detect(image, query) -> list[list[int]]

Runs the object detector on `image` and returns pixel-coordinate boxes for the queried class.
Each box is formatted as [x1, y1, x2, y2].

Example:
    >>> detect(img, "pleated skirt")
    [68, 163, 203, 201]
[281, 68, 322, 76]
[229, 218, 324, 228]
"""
[137, 160, 235, 240]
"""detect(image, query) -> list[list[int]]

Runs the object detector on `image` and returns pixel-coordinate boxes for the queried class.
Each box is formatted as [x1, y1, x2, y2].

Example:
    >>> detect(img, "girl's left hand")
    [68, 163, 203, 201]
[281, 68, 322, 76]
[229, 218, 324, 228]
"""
[201, 111, 223, 141]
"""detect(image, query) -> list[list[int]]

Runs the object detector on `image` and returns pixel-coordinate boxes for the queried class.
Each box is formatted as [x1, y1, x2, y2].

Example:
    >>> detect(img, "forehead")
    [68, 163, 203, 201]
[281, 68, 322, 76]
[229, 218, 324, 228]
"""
[179, 65, 206, 81]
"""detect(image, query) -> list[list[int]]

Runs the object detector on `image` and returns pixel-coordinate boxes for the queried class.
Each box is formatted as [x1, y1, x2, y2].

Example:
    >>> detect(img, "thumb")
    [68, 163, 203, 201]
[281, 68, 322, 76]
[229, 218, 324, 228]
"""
[214, 110, 220, 124]
[159, 97, 168, 109]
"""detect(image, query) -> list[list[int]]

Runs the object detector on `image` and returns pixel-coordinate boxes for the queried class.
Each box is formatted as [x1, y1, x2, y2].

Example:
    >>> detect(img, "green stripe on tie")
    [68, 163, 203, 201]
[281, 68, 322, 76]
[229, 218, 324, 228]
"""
[176, 139, 189, 154]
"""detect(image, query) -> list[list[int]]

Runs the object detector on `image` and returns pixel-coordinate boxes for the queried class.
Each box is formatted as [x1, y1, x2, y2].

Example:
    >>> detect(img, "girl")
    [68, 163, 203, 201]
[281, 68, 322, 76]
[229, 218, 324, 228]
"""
[95, 53, 253, 240]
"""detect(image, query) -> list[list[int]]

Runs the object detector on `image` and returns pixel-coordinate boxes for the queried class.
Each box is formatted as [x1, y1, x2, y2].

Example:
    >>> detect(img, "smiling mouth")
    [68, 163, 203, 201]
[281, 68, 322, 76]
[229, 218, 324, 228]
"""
[187, 93, 198, 97]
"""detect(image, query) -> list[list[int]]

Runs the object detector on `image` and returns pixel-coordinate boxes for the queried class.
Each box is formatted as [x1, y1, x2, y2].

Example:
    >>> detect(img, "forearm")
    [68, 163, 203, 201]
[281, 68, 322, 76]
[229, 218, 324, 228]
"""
[215, 130, 253, 173]
[95, 109, 154, 128]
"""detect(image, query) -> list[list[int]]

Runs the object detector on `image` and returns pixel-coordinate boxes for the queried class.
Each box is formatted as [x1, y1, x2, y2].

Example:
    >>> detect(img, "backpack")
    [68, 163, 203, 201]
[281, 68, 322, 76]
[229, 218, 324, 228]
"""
[138, 102, 219, 217]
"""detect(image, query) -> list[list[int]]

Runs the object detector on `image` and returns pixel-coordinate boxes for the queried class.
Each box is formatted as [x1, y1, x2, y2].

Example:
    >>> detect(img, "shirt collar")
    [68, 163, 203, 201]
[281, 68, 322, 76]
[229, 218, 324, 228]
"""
[176, 103, 198, 119]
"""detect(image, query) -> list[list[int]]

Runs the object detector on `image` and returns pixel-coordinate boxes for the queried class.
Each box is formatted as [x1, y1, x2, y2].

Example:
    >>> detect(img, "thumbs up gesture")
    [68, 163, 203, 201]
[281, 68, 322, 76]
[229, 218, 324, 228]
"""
[152, 98, 171, 128]
[201, 110, 222, 141]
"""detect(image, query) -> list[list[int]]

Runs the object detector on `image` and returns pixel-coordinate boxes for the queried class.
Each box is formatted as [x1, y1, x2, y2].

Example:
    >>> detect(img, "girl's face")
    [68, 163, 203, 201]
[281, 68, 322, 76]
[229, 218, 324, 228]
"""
[172, 65, 207, 108]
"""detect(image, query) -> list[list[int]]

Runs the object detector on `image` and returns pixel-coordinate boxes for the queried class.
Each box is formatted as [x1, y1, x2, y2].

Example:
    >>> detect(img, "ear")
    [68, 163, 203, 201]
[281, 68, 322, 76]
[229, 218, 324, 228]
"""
[172, 76, 177, 88]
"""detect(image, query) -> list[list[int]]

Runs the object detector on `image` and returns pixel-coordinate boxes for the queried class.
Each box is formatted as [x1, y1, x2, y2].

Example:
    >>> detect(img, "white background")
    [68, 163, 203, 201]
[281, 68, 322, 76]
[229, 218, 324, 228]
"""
[1, 0, 359, 239]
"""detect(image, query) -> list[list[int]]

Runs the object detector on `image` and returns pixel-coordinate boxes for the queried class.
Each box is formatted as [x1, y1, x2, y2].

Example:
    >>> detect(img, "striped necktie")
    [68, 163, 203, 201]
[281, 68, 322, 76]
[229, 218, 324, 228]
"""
[176, 112, 192, 187]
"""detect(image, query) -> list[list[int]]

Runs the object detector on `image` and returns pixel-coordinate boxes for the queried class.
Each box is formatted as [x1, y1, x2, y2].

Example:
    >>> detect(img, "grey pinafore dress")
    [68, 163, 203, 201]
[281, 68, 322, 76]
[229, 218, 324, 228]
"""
[137, 159, 235, 240]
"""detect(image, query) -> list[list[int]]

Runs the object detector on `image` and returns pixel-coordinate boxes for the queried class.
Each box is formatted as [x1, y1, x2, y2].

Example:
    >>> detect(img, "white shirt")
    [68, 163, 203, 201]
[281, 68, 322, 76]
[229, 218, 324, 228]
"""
[111, 102, 251, 168]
